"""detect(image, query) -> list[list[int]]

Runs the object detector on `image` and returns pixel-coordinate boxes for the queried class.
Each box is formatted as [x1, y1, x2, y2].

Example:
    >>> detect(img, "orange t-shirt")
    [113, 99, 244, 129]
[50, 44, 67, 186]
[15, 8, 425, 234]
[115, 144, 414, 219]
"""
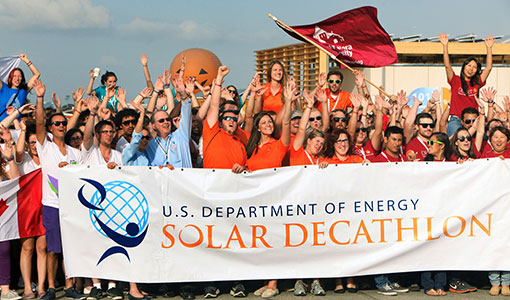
[315, 89, 352, 112]
[261, 83, 283, 113]
[290, 146, 319, 166]
[247, 138, 289, 171]
[202, 119, 249, 169]
[321, 155, 363, 164]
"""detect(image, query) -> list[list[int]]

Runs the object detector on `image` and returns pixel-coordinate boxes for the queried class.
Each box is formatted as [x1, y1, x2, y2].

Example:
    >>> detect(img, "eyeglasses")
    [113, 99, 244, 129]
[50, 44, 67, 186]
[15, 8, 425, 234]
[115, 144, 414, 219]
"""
[157, 117, 171, 123]
[356, 127, 368, 133]
[227, 89, 237, 94]
[427, 140, 444, 146]
[141, 135, 150, 140]
[70, 136, 82, 141]
[463, 118, 476, 125]
[328, 79, 342, 84]
[335, 139, 349, 144]
[419, 123, 435, 129]
[122, 119, 136, 126]
[52, 120, 68, 127]
[457, 135, 472, 142]
[100, 130, 115, 135]
[223, 116, 238, 122]
[309, 116, 322, 122]
[332, 117, 346, 123]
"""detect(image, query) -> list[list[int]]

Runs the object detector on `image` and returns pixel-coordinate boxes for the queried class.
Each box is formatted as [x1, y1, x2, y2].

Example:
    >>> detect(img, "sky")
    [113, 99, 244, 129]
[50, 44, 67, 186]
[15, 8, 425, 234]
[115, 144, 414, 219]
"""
[1, 0, 509, 106]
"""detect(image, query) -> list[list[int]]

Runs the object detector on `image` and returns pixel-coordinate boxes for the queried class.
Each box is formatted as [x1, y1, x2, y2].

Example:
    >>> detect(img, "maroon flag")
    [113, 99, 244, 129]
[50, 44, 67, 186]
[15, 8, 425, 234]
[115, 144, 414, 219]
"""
[275, 6, 398, 68]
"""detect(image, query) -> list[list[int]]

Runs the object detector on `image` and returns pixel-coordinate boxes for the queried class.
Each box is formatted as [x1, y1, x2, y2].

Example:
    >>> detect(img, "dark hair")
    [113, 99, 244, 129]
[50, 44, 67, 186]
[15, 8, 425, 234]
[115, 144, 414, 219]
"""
[94, 120, 114, 137]
[64, 128, 83, 146]
[325, 129, 351, 158]
[45, 112, 67, 131]
[101, 71, 117, 85]
[486, 118, 503, 132]
[24, 125, 37, 143]
[304, 129, 326, 149]
[425, 132, 450, 161]
[226, 85, 240, 107]
[0, 155, 5, 179]
[460, 58, 482, 97]
[245, 112, 276, 158]
[7, 68, 27, 90]
[116, 108, 139, 127]
[461, 107, 479, 120]
[489, 126, 510, 143]
[384, 126, 404, 138]
[414, 112, 434, 125]
[327, 68, 344, 82]
[450, 127, 476, 160]
[266, 61, 287, 85]
[219, 100, 239, 121]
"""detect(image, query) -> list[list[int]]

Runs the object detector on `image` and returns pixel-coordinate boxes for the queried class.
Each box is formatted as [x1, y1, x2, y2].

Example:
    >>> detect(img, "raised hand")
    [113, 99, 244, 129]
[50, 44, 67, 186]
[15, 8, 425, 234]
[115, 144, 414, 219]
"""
[504, 96, 510, 113]
[438, 33, 449, 46]
[318, 72, 326, 87]
[98, 106, 111, 120]
[72, 87, 85, 103]
[350, 93, 363, 109]
[163, 69, 171, 85]
[105, 87, 115, 100]
[353, 70, 364, 87]
[480, 86, 497, 102]
[431, 89, 441, 104]
[284, 77, 297, 102]
[0, 124, 13, 143]
[185, 77, 195, 96]
[140, 87, 152, 98]
[51, 92, 61, 109]
[374, 95, 388, 111]
[485, 35, 495, 49]
[33, 78, 45, 97]
[116, 87, 127, 104]
[155, 76, 164, 91]
[87, 96, 100, 114]
[218, 66, 230, 78]
[19, 103, 34, 114]
[131, 100, 145, 114]
[171, 74, 186, 97]
[140, 53, 148, 66]
[316, 89, 327, 103]
[303, 89, 316, 108]
[18, 53, 29, 63]
[397, 90, 409, 107]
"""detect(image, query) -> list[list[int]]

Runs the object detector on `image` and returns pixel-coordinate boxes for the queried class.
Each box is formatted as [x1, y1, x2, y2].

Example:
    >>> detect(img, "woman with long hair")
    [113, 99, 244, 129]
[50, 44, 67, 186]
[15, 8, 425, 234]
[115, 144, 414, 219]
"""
[439, 33, 494, 136]
[0, 54, 40, 121]
[86, 70, 123, 112]
[322, 129, 364, 165]
[256, 61, 287, 114]
[449, 127, 479, 161]
[424, 132, 451, 162]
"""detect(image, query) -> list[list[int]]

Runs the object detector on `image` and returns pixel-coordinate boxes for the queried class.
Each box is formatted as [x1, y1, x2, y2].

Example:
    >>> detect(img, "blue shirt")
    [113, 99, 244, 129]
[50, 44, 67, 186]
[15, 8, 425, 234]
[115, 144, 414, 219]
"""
[145, 99, 192, 167]
[93, 86, 119, 112]
[0, 82, 28, 121]
[122, 131, 149, 166]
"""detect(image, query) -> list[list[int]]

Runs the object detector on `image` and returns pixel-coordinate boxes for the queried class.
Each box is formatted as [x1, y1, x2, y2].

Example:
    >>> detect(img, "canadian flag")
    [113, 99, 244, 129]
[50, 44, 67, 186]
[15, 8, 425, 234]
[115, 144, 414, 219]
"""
[0, 169, 45, 241]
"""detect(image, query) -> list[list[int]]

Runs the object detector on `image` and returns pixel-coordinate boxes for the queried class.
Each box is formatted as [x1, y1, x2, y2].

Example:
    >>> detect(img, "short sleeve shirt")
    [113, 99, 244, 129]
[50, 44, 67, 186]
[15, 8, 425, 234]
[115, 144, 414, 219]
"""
[202, 119, 248, 169]
[448, 72, 486, 118]
[247, 138, 289, 171]
[290, 146, 320, 166]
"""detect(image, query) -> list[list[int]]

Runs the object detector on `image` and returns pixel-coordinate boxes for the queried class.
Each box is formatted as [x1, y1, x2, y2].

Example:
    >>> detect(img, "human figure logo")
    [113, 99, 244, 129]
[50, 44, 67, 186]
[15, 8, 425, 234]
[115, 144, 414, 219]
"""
[77, 178, 149, 265]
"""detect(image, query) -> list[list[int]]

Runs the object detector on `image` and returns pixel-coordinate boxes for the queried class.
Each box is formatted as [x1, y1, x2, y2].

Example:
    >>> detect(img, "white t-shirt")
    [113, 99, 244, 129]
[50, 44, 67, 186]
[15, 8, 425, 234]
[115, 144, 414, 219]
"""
[82, 144, 123, 166]
[36, 137, 83, 209]
[16, 152, 40, 175]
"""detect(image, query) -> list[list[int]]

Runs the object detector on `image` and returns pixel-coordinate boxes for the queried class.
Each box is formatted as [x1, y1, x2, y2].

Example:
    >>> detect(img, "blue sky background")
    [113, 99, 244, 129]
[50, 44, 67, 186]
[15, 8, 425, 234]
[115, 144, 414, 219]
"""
[1, 0, 509, 106]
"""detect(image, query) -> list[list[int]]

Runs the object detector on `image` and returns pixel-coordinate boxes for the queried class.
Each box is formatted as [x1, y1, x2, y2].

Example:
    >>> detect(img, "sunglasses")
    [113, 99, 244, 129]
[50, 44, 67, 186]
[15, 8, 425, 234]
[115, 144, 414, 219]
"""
[427, 140, 444, 146]
[332, 117, 346, 122]
[223, 116, 238, 122]
[309, 116, 322, 122]
[141, 135, 150, 140]
[157, 117, 171, 123]
[122, 119, 136, 126]
[328, 79, 342, 84]
[52, 120, 68, 127]
[457, 135, 472, 142]
[463, 118, 476, 125]
[227, 89, 237, 94]
[356, 127, 368, 132]
[335, 139, 349, 144]
[419, 123, 435, 128]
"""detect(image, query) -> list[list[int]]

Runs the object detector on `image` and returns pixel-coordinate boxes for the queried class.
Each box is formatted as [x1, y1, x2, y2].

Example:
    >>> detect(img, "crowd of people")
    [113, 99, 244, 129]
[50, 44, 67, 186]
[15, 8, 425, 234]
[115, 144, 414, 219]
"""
[0, 33, 509, 299]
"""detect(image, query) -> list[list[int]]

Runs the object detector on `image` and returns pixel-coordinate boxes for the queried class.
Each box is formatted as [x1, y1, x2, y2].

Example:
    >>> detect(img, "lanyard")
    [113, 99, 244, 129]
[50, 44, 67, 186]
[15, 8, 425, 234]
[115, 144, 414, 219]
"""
[417, 136, 428, 151]
[156, 137, 170, 163]
[381, 151, 404, 163]
[358, 145, 367, 160]
[304, 150, 318, 165]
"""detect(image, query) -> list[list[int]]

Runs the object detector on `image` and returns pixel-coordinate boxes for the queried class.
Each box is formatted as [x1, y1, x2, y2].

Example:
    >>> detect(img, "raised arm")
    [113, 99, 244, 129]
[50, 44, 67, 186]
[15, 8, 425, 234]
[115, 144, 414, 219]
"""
[34, 78, 47, 144]
[481, 87, 496, 122]
[431, 90, 442, 132]
[474, 96, 486, 152]
[438, 33, 454, 82]
[205, 66, 229, 127]
[67, 87, 85, 130]
[147, 76, 164, 113]
[281, 78, 295, 147]
[51, 92, 62, 113]
[243, 74, 264, 132]
[15, 120, 27, 163]
[140, 53, 154, 90]
[315, 88, 330, 132]
[439, 103, 450, 134]
[347, 93, 362, 142]
[372, 96, 385, 151]
[1, 104, 33, 128]
[83, 96, 100, 150]
[293, 89, 314, 151]
[86, 69, 97, 95]
[480, 36, 494, 83]
[404, 96, 421, 144]
[18, 54, 40, 91]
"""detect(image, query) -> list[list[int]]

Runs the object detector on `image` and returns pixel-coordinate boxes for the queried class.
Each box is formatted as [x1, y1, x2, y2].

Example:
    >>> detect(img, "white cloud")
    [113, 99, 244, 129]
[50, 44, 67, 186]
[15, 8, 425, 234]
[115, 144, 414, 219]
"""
[117, 18, 219, 41]
[0, 0, 111, 30]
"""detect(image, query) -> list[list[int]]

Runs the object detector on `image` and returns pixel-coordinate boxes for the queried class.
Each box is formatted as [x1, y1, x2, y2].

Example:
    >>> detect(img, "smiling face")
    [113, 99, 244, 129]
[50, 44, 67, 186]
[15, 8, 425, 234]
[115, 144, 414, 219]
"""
[270, 63, 283, 82]
[491, 130, 508, 153]
[105, 75, 117, 90]
[11, 70, 23, 88]
[355, 121, 367, 145]
[290, 117, 301, 135]
[462, 60, 478, 79]
[49, 115, 67, 139]
[97, 124, 115, 146]
[152, 110, 171, 137]
[327, 74, 342, 94]
[258, 115, 274, 137]
[305, 136, 325, 156]
[27, 134, 38, 155]
[455, 129, 472, 153]
[334, 133, 350, 157]
[416, 117, 434, 139]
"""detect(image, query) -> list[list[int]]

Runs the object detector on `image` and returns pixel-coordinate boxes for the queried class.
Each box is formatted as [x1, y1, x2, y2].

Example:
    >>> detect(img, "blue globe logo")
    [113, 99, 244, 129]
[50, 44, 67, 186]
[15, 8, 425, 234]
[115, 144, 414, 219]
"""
[88, 181, 149, 238]
[77, 179, 149, 264]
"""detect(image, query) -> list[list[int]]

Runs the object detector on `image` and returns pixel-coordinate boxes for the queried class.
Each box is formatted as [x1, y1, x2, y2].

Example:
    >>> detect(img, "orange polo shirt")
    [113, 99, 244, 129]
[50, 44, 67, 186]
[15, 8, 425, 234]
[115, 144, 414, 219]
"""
[203, 119, 249, 169]
[290, 146, 319, 166]
[321, 155, 363, 164]
[247, 138, 289, 171]
[315, 89, 352, 112]
[261, 83, 283, 113]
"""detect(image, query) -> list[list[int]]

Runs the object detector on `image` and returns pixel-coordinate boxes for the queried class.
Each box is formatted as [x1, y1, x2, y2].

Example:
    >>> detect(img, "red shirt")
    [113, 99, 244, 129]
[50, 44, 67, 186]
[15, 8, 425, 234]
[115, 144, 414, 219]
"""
[371, 151, 407, 163]
[448, 72, 485, 118]
[261, 83, 283, 113]
[202, 119, 249, 169]
[480, 148, 510, 159]
[352, 140, 378, 161]
[246, 138, 289, 171]
[405, 136, 429, 161]
[315, 89, 352, 112]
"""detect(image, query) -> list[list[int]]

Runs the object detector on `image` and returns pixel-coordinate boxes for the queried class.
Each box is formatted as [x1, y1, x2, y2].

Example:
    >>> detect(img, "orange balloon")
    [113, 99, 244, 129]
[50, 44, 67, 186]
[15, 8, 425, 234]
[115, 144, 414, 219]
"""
[169, 48, 221, 94]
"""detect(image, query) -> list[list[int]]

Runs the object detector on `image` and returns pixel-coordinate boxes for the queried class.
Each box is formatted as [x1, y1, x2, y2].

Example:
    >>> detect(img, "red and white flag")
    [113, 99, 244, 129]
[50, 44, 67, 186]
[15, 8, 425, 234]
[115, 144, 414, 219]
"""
[0, 169, 44, 241]
[275, 6, 398, 68]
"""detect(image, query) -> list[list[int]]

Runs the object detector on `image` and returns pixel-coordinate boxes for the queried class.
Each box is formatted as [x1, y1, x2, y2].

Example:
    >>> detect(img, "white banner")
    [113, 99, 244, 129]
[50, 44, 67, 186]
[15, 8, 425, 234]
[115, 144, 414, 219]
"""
[59, 159, 510, 283]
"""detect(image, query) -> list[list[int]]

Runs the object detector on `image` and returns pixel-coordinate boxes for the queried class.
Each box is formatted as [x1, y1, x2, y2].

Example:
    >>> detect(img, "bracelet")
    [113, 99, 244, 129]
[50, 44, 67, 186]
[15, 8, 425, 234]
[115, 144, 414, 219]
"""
[362, 85, 367, 88]
[37, 96, 44, 98]
[215, 83, 221, 87]
[306, 106, 313, 109]
[27, 61, 32, 66]
[352, 110, 358, 114]
[5, 156, 13, 162]
[362, 114, 367, 117]
[73, 109, 81, 114]
[16, 108, 21, 115]
[21, 129, 26, 132]
[154, 90, 160, 94]
[90, 113, 97, 117]
[488, 100, 495, 104]
[163, 84, 170, 89]
[138, 93, 144, 98]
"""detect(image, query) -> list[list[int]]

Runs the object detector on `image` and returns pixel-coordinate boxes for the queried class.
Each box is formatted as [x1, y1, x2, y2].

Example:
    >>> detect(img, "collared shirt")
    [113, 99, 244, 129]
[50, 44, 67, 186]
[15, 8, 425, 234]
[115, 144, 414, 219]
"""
[145, 99, 192, 167]
[122, 131, 149, 166]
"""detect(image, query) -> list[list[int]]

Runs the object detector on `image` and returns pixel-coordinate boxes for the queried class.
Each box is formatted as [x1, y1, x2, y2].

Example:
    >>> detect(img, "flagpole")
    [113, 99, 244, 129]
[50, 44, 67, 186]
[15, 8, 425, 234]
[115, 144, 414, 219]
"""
[268, 13, 391, 98]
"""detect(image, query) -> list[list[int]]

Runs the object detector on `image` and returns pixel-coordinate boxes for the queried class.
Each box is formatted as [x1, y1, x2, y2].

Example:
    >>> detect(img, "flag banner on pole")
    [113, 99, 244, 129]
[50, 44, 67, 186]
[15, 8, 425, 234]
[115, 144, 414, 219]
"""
[0, 56, 21, 83]
[60, 160, 507, 283]
[275, 6, 398, 67]
[0, 169, 45, 241]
